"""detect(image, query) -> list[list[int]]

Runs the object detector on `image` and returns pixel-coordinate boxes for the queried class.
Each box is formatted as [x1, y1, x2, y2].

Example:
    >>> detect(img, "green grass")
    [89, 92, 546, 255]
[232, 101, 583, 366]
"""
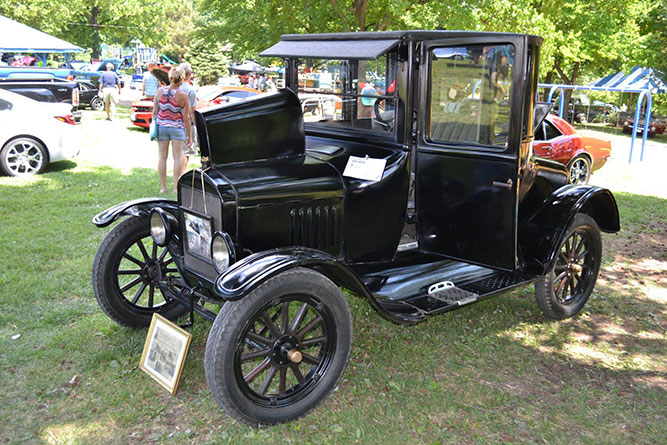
[0, 113, 665, 444]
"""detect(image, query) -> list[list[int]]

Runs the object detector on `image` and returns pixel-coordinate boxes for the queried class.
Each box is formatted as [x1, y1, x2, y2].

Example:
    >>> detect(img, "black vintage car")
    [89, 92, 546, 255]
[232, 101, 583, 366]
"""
[92, 31, 619, 426]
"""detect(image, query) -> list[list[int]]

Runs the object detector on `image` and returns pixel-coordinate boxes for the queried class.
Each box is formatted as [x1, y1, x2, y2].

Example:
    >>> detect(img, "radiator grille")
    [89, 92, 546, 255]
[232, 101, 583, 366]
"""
[289, 206, 337, 249]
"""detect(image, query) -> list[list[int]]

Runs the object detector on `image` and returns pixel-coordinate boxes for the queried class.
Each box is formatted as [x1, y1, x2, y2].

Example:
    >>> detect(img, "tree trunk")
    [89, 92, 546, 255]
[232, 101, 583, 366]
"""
[353, 0, 368, 31]
[89, 6, 101, 60]
[554, 59, 580, 122]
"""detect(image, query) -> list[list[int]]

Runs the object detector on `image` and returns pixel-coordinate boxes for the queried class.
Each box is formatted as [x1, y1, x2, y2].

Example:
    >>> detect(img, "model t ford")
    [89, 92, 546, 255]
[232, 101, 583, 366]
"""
[92, 31, 619, 425]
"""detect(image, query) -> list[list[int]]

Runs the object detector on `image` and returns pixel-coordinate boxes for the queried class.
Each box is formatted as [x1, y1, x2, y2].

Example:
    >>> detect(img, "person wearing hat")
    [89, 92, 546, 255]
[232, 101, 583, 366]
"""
[98, 63, 122, 120]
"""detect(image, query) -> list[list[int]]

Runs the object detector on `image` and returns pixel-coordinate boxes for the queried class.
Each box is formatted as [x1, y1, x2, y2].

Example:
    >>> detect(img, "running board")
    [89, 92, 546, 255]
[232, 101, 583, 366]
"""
[375, 271, 537, 319]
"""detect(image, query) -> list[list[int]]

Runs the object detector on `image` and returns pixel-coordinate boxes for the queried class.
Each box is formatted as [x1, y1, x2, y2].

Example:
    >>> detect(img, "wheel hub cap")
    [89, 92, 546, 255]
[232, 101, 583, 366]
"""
[271, 335, 301, 365]
[142, 259, 161, 283]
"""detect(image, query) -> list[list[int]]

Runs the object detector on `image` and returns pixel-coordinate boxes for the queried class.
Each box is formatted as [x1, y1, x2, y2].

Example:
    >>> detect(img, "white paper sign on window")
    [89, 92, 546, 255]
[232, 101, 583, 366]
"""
[342, 156, 387, 182]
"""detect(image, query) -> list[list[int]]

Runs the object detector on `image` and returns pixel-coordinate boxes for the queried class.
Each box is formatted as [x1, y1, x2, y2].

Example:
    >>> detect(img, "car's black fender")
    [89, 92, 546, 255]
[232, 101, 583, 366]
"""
[518, 184, 619, 275]
[214, 247, 420, 324]
[92, 198, 179, 227]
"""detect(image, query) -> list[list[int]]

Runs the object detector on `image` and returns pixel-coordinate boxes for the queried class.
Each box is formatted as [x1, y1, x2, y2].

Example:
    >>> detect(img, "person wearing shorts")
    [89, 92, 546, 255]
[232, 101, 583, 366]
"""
[152, 67, 192, 194]
[98, 63, 121, 120]
[178, 62, 198, 161]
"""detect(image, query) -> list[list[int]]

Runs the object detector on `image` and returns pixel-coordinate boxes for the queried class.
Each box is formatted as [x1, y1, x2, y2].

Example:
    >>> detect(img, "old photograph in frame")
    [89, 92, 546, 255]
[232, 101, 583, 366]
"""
[140, 313, 192, 394]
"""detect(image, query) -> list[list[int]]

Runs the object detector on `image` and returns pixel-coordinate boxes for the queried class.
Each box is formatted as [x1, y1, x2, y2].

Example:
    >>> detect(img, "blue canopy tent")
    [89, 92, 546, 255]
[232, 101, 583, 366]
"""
[0, 15, 84, 67]
[539, 66, 666, 163]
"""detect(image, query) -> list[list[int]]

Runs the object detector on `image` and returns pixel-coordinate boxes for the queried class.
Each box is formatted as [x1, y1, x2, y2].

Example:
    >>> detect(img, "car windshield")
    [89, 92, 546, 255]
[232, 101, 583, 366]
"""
[292, 51, 398, 135]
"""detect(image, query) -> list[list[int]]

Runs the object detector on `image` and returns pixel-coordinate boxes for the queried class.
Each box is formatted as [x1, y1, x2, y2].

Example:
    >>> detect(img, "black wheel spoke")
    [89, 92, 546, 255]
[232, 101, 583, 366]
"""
[289, 303, 309, 332]
[245, 357, 271, 384]
[118, 269, 142, 275]
[120, 276, 142, 293]
[136, 240, 150, 261]
[151, 242, 157, 259]
[247, 331, 274, 347]
[281, 302, 290, 334]
[164, 267, 178, 274]
[559, 252, 569, 264]
[297, 315, 322, 339]
[258, 366, 277, 396]
[148, 285, 155, 308]
[123, 253, 144, 267]
[577, 249, 590, 261]
[241, 348, 271, 362]
[290, 363, 305, 384]
[279, 367, 287, 394]
[560, 278, 570, 301]
[301, 352, 320, 365]
[158, 248, 169, 262]
[554, 270, 568, 284]
[301, 335, 327, 347]
[574, 235, 585, 257]
[131, 282, 148, 304]
[260, 311, 282, 338]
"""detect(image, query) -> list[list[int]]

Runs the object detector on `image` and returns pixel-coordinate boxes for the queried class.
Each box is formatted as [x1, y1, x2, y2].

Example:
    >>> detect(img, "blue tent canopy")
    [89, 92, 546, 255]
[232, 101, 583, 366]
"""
[590, 66, 666, 93]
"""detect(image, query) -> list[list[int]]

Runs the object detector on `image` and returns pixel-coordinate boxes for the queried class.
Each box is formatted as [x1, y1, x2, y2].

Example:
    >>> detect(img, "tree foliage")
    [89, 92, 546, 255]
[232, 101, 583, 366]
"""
[187, 37, 229, 85]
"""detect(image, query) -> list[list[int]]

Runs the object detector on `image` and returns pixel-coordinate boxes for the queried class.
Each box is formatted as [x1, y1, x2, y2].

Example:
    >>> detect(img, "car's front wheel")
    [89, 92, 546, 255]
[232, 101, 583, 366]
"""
[92, 216, 187, 328]
[205, 268, 353, 426]
[535, 213, 602, 319]
[0, 137, 48, 176]
[91, 96, 104, 111]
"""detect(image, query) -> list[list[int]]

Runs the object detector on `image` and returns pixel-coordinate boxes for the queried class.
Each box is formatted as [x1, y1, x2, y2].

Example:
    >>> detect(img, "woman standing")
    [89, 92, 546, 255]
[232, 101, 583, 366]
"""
[152, 66, 192, 193]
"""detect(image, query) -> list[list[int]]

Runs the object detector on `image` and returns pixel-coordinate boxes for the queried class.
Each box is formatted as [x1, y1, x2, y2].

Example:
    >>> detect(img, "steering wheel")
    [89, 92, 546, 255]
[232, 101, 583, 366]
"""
[373, 98, 395, 131]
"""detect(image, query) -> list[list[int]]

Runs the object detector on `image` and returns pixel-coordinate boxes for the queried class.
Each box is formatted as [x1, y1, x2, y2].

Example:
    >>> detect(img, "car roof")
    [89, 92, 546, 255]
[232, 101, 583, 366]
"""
[261, 30, 542, 60]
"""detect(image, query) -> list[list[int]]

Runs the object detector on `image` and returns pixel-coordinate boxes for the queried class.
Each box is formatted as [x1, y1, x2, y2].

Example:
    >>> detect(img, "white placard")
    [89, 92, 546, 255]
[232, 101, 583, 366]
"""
[342, 156, 387, 182]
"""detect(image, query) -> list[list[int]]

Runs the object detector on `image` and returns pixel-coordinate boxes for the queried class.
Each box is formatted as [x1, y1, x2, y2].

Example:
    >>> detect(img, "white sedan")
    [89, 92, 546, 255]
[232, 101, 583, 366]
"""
[0, 88, 80, 176]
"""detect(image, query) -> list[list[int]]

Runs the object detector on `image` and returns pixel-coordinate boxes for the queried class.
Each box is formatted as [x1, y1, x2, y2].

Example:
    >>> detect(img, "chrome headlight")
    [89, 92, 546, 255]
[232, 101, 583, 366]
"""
[150, 208, 177, 246]
[211, 232, 235, 273]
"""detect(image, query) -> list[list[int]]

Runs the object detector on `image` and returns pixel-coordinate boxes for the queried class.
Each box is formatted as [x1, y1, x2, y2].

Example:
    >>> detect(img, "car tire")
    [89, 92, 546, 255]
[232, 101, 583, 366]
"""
[567, 155, 591, 185]
[91, 96, 104, 111]
[205, 267, 353, 426]
[535, 213, 602, 320]
[0, 137, 48, 176]
[576, 113, 588, 124]
[92, 216, 188, 328]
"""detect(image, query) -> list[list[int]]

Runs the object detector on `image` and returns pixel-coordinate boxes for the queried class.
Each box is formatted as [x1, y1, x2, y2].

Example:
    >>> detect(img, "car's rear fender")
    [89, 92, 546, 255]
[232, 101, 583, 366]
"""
[214, 247, 416, 324]
[518, 185, 619, 275]
[92, 198, 179, 227]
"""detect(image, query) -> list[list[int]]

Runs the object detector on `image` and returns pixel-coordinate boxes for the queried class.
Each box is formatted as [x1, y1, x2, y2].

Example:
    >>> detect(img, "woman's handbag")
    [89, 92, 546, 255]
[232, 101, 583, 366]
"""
[149, 120, 158, 141]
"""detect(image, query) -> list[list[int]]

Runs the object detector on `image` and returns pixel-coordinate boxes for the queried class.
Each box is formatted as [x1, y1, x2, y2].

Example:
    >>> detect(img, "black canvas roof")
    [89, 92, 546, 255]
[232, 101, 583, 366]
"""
[259, 30, 542, 60]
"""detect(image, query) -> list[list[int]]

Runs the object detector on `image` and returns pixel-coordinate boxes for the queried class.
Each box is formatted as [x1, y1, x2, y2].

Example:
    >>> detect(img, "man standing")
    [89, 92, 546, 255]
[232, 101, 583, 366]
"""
[98, 63, 121, 121]
[142, 67, 160, 99]
[178, 62, 198, 161]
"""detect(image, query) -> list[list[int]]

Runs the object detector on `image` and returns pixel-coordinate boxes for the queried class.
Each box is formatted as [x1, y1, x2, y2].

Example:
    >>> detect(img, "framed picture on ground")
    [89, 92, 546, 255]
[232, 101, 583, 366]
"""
[140, 313, 192, 394]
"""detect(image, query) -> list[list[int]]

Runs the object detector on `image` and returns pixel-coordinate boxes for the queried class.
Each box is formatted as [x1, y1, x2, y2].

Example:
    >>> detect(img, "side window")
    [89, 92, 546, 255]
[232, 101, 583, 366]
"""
[429, 44, 514, 148]
[544, 121, 561, 140]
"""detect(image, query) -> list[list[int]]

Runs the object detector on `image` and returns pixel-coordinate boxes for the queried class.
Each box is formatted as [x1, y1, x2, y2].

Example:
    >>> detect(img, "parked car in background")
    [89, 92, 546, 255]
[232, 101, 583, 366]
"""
[72, 59, 125, 87]
[568, 99, 619, 124]
[0, 77, 81, 122]
[533, 114, 611, 184]
[0, 89, 80, 176]
[129, 86, 262, 128]
[622, 114, 666, 137]
[75, 80, 104, 111]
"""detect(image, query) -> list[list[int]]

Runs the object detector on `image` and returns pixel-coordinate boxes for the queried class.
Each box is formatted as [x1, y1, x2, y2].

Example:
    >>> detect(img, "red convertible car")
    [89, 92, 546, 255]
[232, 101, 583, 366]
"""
[533, 114, 611, 184]
[130, 86, 262, 129]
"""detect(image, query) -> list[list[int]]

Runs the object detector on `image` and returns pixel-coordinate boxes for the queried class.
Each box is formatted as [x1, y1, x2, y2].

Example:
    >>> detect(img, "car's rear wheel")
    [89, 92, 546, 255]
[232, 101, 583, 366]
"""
[0, 137, 48, 176]
[92, 216, 187, 328]
[91, 96, 104, 111]
[567, 155, 591, 185]
[205, 268, 353, 426]
[535, 213, 602, 319]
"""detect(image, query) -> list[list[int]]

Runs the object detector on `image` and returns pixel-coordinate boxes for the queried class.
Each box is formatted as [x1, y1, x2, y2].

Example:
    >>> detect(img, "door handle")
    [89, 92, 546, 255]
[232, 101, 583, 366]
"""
[492, 179, 513, 189]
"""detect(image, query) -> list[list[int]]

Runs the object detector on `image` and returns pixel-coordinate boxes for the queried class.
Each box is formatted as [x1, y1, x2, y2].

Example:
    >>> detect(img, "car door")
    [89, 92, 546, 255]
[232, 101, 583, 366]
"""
[415, 36, 529, 271]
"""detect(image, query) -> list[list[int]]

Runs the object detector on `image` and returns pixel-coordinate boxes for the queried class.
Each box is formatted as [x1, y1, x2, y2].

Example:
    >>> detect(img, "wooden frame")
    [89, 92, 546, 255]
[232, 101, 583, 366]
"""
[140, 313, 192, 394]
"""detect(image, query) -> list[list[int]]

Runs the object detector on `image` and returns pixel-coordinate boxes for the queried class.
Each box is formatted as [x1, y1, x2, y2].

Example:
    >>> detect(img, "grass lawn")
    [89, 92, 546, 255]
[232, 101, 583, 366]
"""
[0, 109, 665, 444]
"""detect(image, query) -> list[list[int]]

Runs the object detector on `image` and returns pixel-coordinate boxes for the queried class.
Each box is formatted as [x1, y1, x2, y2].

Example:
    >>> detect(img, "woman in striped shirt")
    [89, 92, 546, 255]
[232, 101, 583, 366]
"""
[152, 66, 192, 193]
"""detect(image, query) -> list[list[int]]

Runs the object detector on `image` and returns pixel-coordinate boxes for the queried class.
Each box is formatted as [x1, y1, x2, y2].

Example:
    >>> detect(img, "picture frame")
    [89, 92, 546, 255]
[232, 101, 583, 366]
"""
[140, 313, 192, 394]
